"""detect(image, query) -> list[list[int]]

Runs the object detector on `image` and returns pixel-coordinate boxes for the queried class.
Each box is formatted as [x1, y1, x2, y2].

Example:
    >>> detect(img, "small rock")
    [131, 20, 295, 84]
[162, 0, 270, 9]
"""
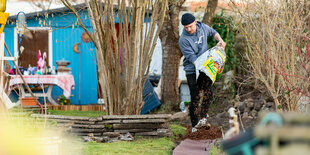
[258, 96, 266, 105]
[269, 106, 276, 111]
[157, 129, 172, 137]
[120, 132, 134, 141]
[254, 102, 262, 111]
[169, 111, 188, 121]
[223, 71, 234, 91]
[237, 102, 245, 112]
[242, 112, 248, 118]
[83, 136, 92, 142]
[261, 105, 267, 111]
[107, 137, 121, 143]
[245, 107, 251, 113]
[246, 101, 255, 109]
[216, 112, 227, 118]
[266, 102, 275, 108]
[250, 110, 258, 117]
[93, 136, 109, 142]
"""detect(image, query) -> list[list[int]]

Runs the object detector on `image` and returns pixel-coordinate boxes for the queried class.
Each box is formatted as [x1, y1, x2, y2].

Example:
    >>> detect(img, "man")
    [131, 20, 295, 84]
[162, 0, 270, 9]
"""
[179, 13, 226, 132]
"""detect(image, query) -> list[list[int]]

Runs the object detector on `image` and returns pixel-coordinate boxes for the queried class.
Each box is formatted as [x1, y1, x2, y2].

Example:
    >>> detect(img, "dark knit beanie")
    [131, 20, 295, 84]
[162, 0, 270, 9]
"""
[181, 13, 196, 26]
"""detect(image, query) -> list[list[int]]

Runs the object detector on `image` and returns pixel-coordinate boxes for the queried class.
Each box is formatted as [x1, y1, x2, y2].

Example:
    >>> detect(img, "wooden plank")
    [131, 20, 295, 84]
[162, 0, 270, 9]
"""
[0, 57, 16, 60]
[135, 131, 158, 136]
[0, 86, 15, 109]
[102, 114, 171, 120]
[102, 132, 121, 137]
[47, 105, 106, 112]
[113, 123, 168, 129]
[74, 132, 102, 136]
[31, 114, 89, 121]
[122, 119, 167, 124]
[97, 120, 122, 124]
[258, 112, 310, 123]
[280, 113, 310, 123]
[114, 129, 155, 133]
[48, 119, 74, 123]
[71, 128, 106, 133]
[72, 124, 107, 129]
[74, 121, 96, 125]
[255, 126, 310, 140]
[88, 117, 103, 122]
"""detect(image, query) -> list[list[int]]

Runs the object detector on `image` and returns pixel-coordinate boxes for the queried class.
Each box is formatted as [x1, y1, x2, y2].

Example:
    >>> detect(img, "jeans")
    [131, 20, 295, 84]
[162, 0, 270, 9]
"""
[186, 71, 213, 127]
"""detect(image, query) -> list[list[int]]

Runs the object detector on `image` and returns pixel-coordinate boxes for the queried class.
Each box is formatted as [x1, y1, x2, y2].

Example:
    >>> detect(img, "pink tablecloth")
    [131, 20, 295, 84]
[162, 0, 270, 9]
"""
[9, 75, 75, 99]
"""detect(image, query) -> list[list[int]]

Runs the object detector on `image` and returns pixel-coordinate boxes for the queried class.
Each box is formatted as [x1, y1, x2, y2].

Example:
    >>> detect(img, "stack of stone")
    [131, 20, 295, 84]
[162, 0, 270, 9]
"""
[31, 114, 172, 142]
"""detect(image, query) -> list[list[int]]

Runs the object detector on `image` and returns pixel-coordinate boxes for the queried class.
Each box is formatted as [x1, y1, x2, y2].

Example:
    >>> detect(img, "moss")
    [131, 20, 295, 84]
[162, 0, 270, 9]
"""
[169, 123, 187, 138]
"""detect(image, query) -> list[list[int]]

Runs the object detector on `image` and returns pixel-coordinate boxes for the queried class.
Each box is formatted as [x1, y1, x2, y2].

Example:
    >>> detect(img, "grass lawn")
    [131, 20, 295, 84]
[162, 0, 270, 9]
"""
[83, 137, 175, 155]
[47, 109, 106, 117]
[81, 124, 186, 155]
[5, 109, 223, 154]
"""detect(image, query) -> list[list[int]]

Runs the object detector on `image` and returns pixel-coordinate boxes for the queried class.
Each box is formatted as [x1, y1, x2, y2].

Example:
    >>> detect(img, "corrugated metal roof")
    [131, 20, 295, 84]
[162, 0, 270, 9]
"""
[7, 2, 152, 22]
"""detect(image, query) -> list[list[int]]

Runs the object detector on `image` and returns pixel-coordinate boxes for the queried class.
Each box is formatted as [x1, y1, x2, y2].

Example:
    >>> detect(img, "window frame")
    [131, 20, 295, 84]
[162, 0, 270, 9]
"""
[14, 27, 53, 67]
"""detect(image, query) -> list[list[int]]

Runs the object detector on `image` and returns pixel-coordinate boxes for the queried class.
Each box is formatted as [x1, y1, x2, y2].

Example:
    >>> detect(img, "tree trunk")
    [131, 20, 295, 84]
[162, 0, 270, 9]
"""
[159, 0, 218, 110]
[202, 0, 219, 25]
[159, 2, 184, 109]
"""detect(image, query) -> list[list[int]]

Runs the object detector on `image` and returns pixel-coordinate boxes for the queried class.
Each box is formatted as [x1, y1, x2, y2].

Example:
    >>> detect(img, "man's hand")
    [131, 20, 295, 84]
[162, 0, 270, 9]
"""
[216, 40, 226, 49]
[214, 33, 226, 49]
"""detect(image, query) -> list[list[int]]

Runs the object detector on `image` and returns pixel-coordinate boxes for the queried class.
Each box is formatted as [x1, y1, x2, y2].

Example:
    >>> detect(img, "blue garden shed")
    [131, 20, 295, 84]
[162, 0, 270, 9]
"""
[4, 4, 112, 105]
[4, 3, 162, 113]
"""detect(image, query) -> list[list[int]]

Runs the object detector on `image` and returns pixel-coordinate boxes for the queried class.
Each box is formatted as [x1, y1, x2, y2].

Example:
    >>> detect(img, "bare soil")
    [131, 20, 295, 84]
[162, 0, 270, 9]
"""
[180, 125, 222, 140]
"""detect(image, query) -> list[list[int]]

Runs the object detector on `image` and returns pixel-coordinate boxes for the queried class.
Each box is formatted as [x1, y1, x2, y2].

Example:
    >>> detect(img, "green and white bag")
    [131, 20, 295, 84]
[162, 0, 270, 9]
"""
[195, 46, 226, 83]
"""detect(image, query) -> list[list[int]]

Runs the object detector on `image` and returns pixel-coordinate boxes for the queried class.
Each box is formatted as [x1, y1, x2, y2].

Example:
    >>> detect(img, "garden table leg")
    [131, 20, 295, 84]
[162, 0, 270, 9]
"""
[47, 85, 58, 105]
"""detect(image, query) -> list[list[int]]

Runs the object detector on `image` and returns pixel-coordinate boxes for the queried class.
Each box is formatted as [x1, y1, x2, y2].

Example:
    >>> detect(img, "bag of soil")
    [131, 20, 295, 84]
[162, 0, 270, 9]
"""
[195, 46, 226, 83]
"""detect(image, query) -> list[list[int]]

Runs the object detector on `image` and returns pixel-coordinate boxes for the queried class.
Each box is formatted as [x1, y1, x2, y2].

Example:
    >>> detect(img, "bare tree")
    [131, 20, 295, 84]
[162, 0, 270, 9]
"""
[61, 0, 168, 115]
[232, 0, 310, 111]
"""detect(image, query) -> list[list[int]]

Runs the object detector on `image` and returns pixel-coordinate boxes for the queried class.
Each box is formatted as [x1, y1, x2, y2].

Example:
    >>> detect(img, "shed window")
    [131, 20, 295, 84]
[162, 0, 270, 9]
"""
[15, 28, 52, 68]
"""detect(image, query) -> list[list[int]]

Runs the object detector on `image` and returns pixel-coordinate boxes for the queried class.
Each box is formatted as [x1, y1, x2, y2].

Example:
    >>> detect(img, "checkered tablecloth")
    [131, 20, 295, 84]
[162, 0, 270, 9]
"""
[9, 75, 75, 99]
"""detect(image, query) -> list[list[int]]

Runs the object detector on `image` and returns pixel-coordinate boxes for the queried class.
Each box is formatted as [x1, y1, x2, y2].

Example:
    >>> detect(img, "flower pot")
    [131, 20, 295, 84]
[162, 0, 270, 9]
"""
[20, 97, 38, 106]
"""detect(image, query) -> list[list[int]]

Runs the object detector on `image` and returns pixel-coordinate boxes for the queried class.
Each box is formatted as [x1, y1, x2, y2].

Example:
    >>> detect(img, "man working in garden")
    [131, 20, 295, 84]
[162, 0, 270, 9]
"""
[179, 13, 226, 132]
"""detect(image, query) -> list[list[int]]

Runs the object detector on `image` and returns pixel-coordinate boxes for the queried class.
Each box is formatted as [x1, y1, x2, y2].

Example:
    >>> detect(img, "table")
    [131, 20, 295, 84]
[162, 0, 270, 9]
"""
[9, 74, 75, 105]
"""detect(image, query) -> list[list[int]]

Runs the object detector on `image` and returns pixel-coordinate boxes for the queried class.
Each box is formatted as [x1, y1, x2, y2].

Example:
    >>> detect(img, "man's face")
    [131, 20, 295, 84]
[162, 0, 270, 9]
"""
[184, 20, 197, 34]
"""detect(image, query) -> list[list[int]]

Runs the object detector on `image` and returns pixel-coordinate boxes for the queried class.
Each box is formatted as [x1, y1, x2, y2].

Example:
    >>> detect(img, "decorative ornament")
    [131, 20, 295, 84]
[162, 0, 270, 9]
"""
[81, 31, 91, 43]
[73, 42, 80, 53]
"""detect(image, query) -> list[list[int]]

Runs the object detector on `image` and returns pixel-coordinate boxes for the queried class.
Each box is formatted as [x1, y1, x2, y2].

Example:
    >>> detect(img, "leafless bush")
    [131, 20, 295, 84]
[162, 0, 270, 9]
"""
[62, 0, 167, 115]
[231, 0, 310, 111]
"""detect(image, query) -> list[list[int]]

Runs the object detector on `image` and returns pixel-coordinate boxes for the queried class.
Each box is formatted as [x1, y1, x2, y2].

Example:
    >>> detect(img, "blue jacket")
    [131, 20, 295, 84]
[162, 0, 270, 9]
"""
[179, 21, 217, 74]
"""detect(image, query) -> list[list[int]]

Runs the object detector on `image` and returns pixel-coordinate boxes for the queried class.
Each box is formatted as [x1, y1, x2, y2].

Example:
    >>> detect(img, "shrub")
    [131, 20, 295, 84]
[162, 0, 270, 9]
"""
[57, 95, 71, 105]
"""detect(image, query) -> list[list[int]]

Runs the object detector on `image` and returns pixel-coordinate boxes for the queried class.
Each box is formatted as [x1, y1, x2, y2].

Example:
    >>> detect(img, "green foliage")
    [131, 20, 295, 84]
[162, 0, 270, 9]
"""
[169, 123, 187, 138]
[47, 110, 106, 117]
[57, 94, 71, 105]
[184, 101, 190, 106]
[104, 124, 113, 129]
[210, 143, 222, 155]
[207, 10, 238, 78]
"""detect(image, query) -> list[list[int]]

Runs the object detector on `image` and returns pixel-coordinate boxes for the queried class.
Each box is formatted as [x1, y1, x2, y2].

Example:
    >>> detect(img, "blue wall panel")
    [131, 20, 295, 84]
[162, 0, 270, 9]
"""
[52, 26, 98, 105]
